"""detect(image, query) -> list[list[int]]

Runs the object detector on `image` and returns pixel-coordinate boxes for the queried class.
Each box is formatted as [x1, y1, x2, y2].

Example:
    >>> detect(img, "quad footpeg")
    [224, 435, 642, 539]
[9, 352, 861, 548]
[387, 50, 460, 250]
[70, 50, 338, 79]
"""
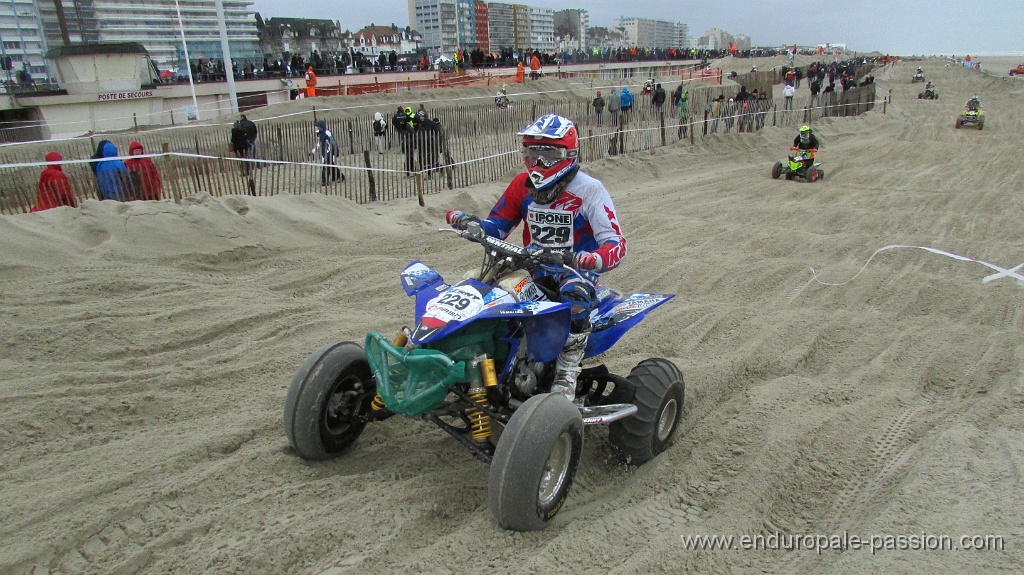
[578, 403, 638, 426]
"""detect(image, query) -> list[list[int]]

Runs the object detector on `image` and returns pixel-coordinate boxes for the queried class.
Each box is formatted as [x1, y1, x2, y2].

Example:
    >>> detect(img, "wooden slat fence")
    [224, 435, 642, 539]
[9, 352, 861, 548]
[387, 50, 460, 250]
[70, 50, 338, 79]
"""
[0, 65, 876, 214]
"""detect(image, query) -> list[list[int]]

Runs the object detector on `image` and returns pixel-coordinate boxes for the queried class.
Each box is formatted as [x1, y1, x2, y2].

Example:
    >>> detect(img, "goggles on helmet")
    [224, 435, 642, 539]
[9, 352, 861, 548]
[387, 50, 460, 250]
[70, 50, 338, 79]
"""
[521, 145, 576, 168]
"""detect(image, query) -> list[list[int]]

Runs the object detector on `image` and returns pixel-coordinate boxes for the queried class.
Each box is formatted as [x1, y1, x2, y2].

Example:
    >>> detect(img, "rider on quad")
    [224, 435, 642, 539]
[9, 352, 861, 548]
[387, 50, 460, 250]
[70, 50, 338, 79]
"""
[495, 84, 509, 108]
[446, 114, 627, 401]
[792, 124, 820, 173]
[966, 94, 981, 111]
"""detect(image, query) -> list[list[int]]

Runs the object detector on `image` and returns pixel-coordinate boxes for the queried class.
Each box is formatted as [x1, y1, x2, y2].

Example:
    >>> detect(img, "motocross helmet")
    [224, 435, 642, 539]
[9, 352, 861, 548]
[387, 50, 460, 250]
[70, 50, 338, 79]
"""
[518, 114, 579, 204]
[799, 124, 811, 144]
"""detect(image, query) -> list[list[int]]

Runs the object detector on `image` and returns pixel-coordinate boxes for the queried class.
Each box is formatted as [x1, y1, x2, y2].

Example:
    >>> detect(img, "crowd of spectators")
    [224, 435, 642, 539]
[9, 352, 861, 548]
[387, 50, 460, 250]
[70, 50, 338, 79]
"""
[30, 140, 164, 212]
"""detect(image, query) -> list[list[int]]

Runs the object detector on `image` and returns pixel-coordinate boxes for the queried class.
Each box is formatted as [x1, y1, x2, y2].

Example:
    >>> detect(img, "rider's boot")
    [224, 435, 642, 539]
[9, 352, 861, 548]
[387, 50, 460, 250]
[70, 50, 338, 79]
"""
[550, 330, 590, 401]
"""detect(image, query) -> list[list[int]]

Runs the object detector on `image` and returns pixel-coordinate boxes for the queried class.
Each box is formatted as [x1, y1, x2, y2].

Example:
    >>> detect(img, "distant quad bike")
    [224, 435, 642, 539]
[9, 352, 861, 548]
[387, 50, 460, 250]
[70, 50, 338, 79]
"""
[772, 147, 824, 182]
[917, 88, 939, 100]
[283, 222, 684, 531]
[912, 71, 925, 83]
[955, 107, 984, 130]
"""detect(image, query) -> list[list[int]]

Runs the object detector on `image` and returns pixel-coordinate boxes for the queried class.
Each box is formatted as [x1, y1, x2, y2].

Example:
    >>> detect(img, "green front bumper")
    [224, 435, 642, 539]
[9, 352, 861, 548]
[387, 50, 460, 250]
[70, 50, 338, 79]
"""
[365, 331, 467, 416]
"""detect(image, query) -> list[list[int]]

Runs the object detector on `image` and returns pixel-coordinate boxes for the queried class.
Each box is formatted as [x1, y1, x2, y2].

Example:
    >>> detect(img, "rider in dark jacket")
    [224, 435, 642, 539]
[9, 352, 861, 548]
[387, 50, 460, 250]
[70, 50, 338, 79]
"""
[792, 125, 820, 173]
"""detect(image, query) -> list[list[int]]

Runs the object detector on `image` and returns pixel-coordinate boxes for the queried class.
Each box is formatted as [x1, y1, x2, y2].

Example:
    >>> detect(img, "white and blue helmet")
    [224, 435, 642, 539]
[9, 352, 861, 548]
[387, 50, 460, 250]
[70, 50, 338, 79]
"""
[517, 114, 579, 202]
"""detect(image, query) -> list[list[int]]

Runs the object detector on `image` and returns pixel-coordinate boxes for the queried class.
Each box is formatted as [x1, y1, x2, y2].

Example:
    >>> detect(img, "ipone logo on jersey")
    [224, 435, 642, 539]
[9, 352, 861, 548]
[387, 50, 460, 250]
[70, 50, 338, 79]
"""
[527, 210, 572, 226]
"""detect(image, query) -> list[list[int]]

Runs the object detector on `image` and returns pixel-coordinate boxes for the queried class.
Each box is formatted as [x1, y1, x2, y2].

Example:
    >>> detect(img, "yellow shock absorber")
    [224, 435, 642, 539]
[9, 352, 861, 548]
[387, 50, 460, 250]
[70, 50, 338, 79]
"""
[392, 330, 408, 348]
[480, 359, 497, 388]
[371, 393, 386, 411]
[468, 389, 492, 441]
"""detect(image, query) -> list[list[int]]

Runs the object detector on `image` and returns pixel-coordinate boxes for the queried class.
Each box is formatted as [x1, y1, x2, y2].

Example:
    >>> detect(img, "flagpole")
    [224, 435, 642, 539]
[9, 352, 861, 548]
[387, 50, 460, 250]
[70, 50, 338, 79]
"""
[214, 0, 239, 114]
[173, 0, 200, 120]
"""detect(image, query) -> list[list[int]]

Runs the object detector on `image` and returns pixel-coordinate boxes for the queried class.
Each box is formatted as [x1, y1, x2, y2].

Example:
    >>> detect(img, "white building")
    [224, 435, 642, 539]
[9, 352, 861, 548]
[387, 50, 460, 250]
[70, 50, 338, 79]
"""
[614, 17, 685, 49]
[410, 0, 477, 57]
[37, 0, 260, 69]
[0, 0, 50, 82]
[528, 7, 554, 53]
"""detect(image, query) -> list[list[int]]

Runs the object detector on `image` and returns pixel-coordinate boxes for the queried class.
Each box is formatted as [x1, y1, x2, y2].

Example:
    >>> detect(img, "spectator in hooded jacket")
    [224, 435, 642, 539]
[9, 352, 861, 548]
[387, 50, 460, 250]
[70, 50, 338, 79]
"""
[125, 141, 163, 201]
[31, 151, 77, 212]
[94, 141, 134, 201]
[619, 86, 634, 119]
[652, 83, 666, 110]
[89, 139, 111, 176]
[607, 87, 621, 124]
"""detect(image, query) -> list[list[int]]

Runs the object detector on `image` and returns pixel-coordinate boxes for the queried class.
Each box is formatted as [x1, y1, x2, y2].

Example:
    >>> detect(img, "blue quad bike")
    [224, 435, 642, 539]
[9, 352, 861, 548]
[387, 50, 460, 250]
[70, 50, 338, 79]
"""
[283, 222, 684, 531]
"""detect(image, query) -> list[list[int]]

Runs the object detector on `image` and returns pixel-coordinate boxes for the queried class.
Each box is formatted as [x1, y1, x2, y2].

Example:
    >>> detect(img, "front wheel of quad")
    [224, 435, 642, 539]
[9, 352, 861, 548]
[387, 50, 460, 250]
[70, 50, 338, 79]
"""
[489, 393, 584, 531]
[955, 118, 962, 129]
[771, 161, 783, 179]
[807, 169, 820, 183]
[609, 358, 685, 465]
[283, 341, 376, 460]
[978, 118, 984, 130]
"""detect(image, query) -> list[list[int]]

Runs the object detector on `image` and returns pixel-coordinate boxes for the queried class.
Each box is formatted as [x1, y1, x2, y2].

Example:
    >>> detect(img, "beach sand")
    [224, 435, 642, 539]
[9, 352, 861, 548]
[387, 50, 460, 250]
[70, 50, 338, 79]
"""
[2, 56, 1023, 574]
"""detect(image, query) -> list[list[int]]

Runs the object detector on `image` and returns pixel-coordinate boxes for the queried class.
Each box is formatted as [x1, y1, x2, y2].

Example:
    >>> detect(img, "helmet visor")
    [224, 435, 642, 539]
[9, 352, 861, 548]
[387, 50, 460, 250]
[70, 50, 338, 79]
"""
[521, 145, 576, 168]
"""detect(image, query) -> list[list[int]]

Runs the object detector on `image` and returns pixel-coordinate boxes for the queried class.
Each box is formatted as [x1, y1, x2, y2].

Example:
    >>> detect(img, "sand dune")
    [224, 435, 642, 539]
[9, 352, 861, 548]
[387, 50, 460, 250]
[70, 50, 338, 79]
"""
[1, 56, 1023, 574]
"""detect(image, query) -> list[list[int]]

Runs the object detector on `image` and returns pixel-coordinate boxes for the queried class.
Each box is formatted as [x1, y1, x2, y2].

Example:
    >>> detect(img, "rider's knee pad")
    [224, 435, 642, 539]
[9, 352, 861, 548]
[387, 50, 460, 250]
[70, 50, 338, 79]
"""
[559, 276, 595, 325]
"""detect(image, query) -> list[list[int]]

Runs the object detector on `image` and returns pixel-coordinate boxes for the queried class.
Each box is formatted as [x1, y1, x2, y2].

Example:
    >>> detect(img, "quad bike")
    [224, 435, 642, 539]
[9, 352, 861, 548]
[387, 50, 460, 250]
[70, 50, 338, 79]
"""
[917, 88, 939, 100]
[771, 147, 824, 182]
[494, 94, 510, 109]
[283, 221, 684, 531]
[912, 71, 925, 83]
[955, 107, 984, 130]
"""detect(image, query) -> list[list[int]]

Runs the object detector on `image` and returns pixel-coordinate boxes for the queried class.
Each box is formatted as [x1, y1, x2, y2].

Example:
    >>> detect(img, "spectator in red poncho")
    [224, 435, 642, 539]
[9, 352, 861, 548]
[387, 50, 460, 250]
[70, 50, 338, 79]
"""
[31, 151, 77, 212]
[125, 141, 163, 201]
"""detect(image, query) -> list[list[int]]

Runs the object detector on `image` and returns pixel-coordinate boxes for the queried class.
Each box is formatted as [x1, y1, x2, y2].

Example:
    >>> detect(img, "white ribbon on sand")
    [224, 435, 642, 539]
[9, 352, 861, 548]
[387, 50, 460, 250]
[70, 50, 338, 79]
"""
[810, 245, 1024, 287]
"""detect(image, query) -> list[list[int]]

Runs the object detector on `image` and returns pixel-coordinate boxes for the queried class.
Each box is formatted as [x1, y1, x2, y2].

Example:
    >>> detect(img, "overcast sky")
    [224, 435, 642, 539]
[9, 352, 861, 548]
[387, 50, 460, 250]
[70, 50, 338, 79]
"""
[250, 0, 1022, 56]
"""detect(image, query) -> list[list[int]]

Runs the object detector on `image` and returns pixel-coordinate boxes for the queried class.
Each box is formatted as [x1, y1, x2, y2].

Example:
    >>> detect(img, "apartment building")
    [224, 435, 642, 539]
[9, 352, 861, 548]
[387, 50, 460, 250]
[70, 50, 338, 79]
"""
[486, 2, 514, 52]
[553, 9, 587, 51]
[615, 16, 686, 49]
[0, 0, 50, 81]
[36, 0, 260, 69]
[473, 1, 488, 53]
[527, 7, 553, 53]
[409, 0, 480, 57]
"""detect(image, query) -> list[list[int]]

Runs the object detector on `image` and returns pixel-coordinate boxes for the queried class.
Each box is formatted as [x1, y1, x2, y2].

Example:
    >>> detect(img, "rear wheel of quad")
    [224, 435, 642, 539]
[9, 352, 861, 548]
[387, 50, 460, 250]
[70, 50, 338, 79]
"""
[771, 161, 783, 179]
[283, 341, 376, 460]
[609, 358, 685, 465]
[816, 170, 825, 181]
[807, 169, 821, 183]
[978, 118, 984, 130]
[955, 118, 962, 129]
[489, 393, 584, 531]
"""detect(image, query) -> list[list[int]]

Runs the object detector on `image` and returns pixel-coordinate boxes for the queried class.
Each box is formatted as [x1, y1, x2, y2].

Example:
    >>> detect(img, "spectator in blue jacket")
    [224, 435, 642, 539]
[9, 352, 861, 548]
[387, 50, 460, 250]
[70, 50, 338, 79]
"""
[94, 141, 134, 201]
[619, 86, 634, 119]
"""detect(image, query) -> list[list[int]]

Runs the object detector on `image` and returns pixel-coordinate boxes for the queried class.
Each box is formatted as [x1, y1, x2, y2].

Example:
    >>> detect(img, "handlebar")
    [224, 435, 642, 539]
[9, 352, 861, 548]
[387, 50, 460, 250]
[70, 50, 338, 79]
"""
[440, 222, 582, 279]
